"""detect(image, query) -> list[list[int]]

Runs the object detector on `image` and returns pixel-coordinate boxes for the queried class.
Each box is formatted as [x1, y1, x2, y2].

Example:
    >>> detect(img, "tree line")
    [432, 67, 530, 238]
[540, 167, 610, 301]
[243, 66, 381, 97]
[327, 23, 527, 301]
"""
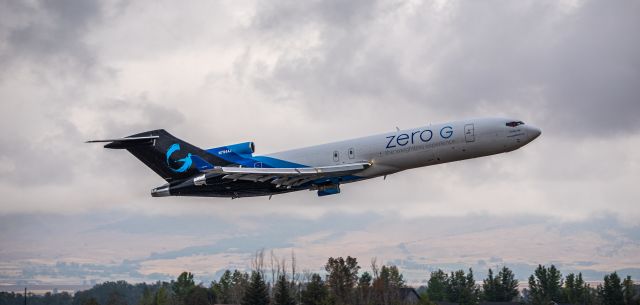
[423, 265, 638, 305]
[0, 253, 638, 305]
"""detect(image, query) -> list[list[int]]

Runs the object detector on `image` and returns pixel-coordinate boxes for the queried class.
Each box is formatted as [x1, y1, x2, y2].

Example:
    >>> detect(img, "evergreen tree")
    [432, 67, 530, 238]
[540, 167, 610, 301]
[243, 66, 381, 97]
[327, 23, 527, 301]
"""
[232, 270, 251, 304]
[242, 271, 270, 305]
[528, 265, 563, 305]
[301, 274, 329, 305]
[483, 269, 499, 302]
[184, 286, 212, 305]
[563, 273, 590, 304]
[447, 269, 479, 305]
[583, 283, 599, 305]
[273, 274, 295, 305]
[426, 270, 449, 302]
[211, 270, 233, 304]
[602, 272, 624, 305]
[574, 273, 589, 305]
[564, 273, 577, 304]
[563, 272, 592, 305]
[357, 271, 373, 305]
[496, 266, 519, 302]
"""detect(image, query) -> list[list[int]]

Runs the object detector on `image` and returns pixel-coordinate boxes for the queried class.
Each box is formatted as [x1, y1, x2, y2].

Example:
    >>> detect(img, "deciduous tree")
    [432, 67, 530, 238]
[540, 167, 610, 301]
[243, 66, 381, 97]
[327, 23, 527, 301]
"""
[154, 286, 170, 305]
[324, 256, 360, 305]
[372, 265, 406, 305]
[173, 272, 195, 305]
[622, 276, 635, 305]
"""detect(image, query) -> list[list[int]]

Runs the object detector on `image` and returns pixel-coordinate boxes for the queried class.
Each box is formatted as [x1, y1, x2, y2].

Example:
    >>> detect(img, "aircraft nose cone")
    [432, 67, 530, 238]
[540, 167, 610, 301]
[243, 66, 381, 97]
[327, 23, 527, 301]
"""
[528, 126, 542, 141]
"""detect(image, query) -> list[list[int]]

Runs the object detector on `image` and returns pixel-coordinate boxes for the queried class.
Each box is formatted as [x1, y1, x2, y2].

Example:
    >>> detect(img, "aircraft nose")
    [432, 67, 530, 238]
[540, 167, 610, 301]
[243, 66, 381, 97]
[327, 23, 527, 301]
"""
[528, 126, 542, 140]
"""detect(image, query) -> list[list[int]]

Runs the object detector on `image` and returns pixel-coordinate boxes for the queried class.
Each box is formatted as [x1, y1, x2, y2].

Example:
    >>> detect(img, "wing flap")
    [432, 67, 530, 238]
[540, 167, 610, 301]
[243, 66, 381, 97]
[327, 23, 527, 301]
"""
[209, 162, 370, 187]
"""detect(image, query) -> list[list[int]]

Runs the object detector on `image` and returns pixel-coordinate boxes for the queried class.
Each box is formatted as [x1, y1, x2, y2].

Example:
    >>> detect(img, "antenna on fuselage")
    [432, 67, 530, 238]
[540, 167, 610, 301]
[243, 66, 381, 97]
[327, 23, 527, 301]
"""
[395, 126, 400, 131]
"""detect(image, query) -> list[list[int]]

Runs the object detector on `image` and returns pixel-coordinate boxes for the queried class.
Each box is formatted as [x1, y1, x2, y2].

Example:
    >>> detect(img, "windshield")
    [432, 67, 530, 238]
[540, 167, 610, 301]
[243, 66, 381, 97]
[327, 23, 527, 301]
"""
[506, 121, 524, 127]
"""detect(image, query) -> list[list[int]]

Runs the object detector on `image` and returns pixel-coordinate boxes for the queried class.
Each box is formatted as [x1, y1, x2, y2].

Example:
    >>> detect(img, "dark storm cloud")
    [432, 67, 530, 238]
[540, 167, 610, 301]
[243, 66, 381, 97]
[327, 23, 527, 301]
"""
[248, 0, 640, 135]
[0, 0, 104, 77]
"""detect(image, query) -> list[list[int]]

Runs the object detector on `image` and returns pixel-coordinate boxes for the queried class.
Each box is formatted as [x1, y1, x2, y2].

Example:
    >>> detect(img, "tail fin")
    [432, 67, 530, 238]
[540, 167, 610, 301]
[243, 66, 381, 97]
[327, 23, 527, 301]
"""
[88, 129, 230, 182]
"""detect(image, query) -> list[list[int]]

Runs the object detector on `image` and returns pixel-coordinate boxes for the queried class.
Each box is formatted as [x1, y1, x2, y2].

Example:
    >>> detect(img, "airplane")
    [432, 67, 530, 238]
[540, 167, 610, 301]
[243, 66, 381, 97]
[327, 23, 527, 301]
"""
[87, 117, 541, 198]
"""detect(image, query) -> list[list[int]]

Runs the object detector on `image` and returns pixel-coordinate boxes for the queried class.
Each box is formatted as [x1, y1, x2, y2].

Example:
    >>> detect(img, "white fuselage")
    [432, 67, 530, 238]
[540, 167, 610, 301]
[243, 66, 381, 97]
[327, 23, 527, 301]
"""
[264, 118, 541, 180]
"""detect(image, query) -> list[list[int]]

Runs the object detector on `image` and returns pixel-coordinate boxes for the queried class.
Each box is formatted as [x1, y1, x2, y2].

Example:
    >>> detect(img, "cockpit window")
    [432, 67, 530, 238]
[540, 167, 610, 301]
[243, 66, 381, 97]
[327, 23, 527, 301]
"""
[506, 121, 524, 127]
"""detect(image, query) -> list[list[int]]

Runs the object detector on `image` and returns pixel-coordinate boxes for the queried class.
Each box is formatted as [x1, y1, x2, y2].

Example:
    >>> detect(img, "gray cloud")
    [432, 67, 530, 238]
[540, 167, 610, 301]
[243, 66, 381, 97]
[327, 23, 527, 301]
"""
[246, 0, 640, 135]
[0, 0, 105, 79]
[0, 0, 637, 218]
[0, 0, 638, 286]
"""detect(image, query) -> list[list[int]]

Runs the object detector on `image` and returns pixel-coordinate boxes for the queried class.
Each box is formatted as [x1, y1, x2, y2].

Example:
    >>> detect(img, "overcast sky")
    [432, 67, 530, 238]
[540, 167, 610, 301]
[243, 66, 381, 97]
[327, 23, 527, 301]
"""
[1, 0, 639, 285]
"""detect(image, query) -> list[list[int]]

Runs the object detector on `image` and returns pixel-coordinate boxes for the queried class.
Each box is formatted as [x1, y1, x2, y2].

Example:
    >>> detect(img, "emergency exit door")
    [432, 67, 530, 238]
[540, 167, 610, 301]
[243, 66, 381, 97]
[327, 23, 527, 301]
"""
[464, 124, 475, 142]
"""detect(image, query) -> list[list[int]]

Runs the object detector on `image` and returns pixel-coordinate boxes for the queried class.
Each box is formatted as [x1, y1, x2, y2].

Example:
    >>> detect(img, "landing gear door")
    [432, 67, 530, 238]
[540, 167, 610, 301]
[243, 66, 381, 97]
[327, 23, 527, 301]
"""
[464, 124, 475, 142]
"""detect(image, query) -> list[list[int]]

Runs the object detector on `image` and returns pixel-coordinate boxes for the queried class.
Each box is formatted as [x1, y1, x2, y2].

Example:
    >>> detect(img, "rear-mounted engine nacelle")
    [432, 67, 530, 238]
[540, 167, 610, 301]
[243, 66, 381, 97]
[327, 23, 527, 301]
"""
[207, 142, 255, 156]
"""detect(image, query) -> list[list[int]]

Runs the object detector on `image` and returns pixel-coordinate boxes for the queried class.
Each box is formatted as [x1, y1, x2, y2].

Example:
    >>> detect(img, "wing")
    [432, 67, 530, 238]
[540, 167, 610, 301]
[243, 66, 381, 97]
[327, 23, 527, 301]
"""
[201, 162, 371, 188]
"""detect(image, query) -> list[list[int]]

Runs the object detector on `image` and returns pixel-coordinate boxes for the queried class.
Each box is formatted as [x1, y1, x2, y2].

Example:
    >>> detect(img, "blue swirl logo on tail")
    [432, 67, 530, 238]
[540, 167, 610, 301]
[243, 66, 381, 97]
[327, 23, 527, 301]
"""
[166, 143, 192, 173]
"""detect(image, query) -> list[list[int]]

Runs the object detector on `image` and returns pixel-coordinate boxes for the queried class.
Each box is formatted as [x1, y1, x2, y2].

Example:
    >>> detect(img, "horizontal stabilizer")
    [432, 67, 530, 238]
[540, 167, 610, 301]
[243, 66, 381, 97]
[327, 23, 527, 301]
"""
[86, 136, 159, 149]
[86, 129, 232, 182]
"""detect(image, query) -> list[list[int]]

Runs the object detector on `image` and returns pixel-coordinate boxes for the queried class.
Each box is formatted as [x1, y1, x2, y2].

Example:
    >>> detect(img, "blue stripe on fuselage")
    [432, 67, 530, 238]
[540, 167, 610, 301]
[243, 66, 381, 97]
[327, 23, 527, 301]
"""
[204, 147, 362, 187]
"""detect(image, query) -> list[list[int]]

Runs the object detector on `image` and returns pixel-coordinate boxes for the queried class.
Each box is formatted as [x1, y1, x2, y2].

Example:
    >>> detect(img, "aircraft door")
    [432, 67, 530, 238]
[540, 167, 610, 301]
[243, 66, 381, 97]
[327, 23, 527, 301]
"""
[464, 124, 475, 142]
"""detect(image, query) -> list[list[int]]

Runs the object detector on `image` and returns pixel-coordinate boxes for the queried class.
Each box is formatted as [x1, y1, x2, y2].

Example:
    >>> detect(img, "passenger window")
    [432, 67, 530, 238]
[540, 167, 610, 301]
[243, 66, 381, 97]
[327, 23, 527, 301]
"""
[333, 151, 339, 162]
[348, 148, 355, 159]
